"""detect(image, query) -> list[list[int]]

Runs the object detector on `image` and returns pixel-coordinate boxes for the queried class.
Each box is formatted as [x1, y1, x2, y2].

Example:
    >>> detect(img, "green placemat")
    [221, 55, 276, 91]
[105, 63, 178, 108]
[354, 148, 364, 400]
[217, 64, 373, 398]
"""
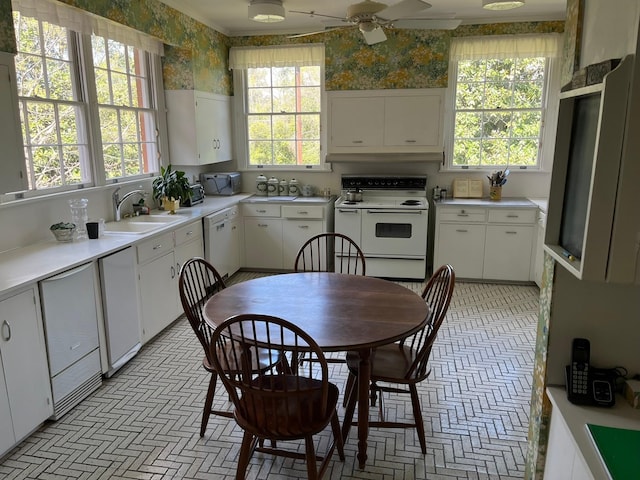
[587, 424, 640, 480]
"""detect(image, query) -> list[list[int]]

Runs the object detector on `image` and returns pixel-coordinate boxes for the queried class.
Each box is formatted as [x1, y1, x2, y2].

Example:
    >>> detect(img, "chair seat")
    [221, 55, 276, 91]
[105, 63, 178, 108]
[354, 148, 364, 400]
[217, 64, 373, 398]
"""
[213, 343, 281, 373]
[346, 344, 419, 383]
[236, 376, 340, 439]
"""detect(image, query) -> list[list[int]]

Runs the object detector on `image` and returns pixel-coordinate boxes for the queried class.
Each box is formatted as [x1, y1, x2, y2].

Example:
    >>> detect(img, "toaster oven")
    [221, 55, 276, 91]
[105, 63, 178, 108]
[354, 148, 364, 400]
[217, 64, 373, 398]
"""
[200, 172, 241, 196]
[181, 184, 205, 207]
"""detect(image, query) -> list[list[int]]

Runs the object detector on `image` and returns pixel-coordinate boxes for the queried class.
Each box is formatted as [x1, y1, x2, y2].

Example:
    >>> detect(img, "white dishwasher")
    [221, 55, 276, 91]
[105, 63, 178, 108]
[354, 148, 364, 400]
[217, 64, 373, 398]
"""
[204, 206, 241, 279]
[99, 247, 141, 377]
[39, 262, 102, 419]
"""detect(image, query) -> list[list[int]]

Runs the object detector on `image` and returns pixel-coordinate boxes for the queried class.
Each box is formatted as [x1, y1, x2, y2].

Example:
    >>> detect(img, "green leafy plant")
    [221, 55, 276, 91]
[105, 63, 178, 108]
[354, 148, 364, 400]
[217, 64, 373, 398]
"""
[152, 164, 191, 204]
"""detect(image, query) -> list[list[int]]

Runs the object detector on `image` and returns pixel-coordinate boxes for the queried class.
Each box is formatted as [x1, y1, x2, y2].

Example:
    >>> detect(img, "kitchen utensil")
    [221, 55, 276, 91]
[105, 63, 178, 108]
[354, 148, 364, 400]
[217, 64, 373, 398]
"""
[279, 179, 289, 195]
[288, 179, 300, 196]
[256, 175, 268, 196]
[267, 177, 279, 196]
[69, 198, 88, 239]
[301, 184, 314, 197]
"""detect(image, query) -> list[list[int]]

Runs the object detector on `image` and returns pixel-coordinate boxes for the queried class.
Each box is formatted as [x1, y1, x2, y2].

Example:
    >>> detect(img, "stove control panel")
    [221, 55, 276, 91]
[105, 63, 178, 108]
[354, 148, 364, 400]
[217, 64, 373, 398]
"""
[341, 175, 427, 191]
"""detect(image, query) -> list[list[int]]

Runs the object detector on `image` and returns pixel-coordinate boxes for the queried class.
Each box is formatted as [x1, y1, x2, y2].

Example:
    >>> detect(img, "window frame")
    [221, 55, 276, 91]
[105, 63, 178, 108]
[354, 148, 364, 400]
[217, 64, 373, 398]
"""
[9, 7, 165, 199]
[232, 59, 329, 173]
[444, 50, 561, 173]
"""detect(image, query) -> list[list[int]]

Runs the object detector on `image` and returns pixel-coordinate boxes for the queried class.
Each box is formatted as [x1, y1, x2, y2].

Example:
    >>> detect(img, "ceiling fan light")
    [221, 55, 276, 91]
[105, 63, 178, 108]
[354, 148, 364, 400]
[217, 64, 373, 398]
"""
[249, 0, 285, 23]
[482, 0, 525, 10]
[359, 21, 377, 33]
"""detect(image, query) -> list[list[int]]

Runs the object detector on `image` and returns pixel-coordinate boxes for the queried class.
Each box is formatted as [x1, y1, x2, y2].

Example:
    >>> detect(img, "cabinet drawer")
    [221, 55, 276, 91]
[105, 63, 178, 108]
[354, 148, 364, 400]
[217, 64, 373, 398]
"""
[242, 203, 281, 217]
[282, 205, 324, 219]
[488, 209, 536, 224]
[137, 232, 174, 264]
[175, 220, 203, 246]
[438, 207, 486, 223]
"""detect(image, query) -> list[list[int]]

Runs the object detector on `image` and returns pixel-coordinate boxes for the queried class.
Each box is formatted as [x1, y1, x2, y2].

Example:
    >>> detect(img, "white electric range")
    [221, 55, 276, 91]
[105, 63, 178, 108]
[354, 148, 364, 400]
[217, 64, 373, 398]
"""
[334, 175, 428, 280]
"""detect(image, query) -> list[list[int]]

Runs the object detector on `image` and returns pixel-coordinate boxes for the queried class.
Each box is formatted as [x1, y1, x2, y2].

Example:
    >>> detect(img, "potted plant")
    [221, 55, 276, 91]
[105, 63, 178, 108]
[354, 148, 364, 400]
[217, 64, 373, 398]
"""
[152, 164, 191, 213]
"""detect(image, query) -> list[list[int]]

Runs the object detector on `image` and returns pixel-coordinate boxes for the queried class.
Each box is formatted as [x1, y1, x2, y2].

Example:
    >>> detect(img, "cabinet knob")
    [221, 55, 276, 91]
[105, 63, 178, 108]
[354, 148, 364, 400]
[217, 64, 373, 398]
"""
[352, 140, 363, 144]
[404, 139, 417, 143]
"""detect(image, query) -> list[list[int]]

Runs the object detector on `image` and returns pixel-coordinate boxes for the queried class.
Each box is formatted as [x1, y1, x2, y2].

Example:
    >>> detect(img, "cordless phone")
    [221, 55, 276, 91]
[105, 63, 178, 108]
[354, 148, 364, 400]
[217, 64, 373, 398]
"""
[566, 338, 592, 405]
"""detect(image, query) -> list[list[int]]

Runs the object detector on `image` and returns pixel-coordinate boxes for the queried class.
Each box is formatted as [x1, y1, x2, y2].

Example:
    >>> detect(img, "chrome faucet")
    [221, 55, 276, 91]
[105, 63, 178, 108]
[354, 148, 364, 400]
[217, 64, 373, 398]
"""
[113, 187, 147, 221]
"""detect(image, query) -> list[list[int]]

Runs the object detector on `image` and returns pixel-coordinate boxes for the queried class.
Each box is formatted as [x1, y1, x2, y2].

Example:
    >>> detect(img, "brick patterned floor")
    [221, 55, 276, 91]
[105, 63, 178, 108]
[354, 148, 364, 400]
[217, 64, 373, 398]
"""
[0, 273, 539, 479]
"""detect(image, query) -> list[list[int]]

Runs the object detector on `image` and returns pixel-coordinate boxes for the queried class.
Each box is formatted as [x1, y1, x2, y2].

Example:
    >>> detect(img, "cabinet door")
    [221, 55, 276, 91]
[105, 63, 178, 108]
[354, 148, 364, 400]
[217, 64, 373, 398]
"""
[139, 251, 178, 343]
[211, 96, 233, 163]
[384, 95, 441, 147]
[0, 288, 53, 446]
[484, 225, 534, 281]
[0, 351, 13, 456]
[330, 97, 384, 147]
[244, 218, 283, 269]
[195, 95, 218, 165]
[282, 219, 324, 270]
[435, 223, 485, 279]
[228, 218, 241, 277]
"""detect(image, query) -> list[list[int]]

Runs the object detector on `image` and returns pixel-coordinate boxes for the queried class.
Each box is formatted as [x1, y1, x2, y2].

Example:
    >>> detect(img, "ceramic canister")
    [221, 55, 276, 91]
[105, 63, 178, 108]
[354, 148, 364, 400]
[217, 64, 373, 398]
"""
[288, 178, 299, 196]
[267, 176, 279, 196]
[256, 174, 267, 196]
[279, 179, 289, 196]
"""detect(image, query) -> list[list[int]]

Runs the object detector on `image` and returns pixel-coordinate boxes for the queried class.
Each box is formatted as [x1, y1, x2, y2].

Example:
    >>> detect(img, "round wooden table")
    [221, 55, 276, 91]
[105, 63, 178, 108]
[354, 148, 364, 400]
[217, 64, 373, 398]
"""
[203, 272, 429, 469]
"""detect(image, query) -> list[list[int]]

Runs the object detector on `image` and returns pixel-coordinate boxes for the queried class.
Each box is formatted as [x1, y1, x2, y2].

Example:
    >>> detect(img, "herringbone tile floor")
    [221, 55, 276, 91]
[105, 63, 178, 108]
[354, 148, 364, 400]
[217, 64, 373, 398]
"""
[0, 272, 539, 479]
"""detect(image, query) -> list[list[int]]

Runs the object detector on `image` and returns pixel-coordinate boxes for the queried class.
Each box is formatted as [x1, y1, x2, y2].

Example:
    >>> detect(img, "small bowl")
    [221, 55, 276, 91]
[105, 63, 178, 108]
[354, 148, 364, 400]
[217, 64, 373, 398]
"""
[50, 223, 76, 242]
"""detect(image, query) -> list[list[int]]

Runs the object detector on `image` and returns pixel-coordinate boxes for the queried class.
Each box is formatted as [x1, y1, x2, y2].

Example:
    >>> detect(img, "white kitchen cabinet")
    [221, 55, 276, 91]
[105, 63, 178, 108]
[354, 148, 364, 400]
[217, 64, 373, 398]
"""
[533, 210, 547, 287]
[165, 90, 233, 166]
[0, 287, 53, 457]
[328, 89, 444, 155]
[282, 205, 326, 270]
[434, 201, 537, 282]
[244, 217, 283, 270]
[0, 53, 27, 194]
[242, 200, 333, 271]
[435, 223, 486, 279]
[138, 220, 203, 344]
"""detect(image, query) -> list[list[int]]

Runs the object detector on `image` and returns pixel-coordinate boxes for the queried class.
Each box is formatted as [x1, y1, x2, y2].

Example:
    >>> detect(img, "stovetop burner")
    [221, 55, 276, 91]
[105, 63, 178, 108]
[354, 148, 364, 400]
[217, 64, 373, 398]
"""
[342, 201, 357, 205]
[401, 200, 422, 206]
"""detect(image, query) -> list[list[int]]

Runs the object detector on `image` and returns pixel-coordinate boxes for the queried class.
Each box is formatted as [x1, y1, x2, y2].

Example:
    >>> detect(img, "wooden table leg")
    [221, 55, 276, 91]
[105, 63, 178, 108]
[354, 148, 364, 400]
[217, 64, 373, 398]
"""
[356, 347, 371, 469]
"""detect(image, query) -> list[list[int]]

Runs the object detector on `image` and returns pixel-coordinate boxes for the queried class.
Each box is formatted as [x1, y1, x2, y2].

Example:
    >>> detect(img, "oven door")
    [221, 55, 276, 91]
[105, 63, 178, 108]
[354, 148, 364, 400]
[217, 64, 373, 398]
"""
[361, 209, 427, 257]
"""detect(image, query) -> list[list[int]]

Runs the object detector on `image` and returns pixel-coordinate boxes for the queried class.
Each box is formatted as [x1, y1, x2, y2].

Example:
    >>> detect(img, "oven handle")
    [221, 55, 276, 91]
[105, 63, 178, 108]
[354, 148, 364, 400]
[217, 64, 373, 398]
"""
[337, 209, 360, 214]
[365, 209, 424, 215]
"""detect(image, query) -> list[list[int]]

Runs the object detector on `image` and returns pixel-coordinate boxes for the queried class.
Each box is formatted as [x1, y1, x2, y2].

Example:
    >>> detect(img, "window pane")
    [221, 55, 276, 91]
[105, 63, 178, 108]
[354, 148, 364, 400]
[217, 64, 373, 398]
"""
[111, 72, 130, 105]
[16, 55, 45, 97]
[249, 141, 272, 165]
[513, 81, 544, 108]
[273, 115, 295, 139]
[58, 104, 83, 144]
[457, 60, 485, 82]
[13, 14, 41, 55]
[247, 68, 272, 87]
[300, 87, 320, 111]
[26, 102, 57, 145]
[482, 112, 512, 138]
[47, 59, 74, 100]
[272, 67, 295, 87]
[273, 87, 295, 112]
[300, 66, 320, 86]
[32, 146, 62, 188]
[248, 88, 272, 113]
[121, 110, 139, 143]
[92, 37, 108, 69]
[453, 139, 481, 166]
[484, 82, 513, 109]
[108, 39, 128, 73]
[455, 82, 484, 110]
[512, 111, 542, 137]
[248, 115, 271, 140]
[94, 68, 111, 104]
[42, 22, 69, 61]
[454, 112, 482, 139]
[61, 146, 81, 183]
[99, 108, 120, 143]
[103, 144, 123, 179]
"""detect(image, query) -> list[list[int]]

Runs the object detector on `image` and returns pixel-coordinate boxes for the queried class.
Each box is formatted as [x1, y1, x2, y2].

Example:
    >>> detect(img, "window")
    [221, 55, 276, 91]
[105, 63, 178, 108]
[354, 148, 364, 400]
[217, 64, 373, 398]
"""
[11, 0, 163, 194]
[230, 44, 326, 170]
[447, 34, 562, 171]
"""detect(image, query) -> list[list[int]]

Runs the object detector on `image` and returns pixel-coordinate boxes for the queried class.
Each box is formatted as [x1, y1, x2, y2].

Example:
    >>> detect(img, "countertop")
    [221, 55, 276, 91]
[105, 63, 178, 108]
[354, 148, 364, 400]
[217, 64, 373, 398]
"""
[241, 195, 335, 204]
[437, 197, 538, 208]
[0, 194, 253, 297]
[547, 386, 640, 479]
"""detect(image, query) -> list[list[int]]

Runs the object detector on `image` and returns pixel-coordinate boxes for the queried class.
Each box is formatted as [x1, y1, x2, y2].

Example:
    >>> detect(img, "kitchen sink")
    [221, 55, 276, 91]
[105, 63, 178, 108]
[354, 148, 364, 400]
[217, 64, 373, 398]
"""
[103, 214, 182, 235]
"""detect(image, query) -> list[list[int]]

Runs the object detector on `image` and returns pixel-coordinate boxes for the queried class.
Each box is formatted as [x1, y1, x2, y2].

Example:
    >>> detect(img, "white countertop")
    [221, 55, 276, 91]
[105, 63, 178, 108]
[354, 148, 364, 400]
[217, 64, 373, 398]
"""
[241, 195, 335, 204]
[0, 194, 253, 297]
[547, 386, 640, 479]
[528, 197, 549, 213]
[437, 197, 538, 208]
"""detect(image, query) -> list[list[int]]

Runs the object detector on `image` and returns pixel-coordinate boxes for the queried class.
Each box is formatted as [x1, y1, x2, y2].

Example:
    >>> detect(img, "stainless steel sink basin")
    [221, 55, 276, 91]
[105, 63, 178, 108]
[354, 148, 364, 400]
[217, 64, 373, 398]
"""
[103, 214, 182, 235]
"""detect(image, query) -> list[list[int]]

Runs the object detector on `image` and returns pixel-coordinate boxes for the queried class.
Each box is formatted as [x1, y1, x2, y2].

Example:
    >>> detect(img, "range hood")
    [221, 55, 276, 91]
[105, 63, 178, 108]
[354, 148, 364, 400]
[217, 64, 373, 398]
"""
[325, 152, 444, 163]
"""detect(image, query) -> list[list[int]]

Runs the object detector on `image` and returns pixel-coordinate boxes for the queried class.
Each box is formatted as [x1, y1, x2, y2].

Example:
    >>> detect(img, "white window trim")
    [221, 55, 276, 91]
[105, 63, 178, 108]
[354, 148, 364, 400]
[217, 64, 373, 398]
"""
[231, 44, 329, 172]
[443, 34, 562, 173]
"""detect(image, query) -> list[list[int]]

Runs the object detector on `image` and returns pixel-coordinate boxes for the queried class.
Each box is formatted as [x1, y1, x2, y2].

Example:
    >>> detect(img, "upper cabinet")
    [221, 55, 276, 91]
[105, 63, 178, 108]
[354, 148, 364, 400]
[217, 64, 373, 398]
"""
[0, 53, 28, 194]
[327, 88, 444, 159]
[165, 90, 233, 166]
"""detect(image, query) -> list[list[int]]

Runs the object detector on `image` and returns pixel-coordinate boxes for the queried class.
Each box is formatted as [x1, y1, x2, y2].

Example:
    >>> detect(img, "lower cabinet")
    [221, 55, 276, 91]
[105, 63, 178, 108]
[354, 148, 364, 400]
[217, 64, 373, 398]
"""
[0, 286, 53, 457]
[243, 201, 332, 271]
[434, 202, 537, 282]
[138, 221, 203, 344]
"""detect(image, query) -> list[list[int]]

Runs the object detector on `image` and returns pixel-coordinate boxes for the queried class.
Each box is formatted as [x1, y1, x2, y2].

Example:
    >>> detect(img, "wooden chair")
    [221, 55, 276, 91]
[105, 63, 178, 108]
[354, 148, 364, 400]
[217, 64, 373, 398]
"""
[294, 232, 366, 276]
[210, 314, 345, 480]
[342, 264, 455, 454]
[178, 257, 280, 436]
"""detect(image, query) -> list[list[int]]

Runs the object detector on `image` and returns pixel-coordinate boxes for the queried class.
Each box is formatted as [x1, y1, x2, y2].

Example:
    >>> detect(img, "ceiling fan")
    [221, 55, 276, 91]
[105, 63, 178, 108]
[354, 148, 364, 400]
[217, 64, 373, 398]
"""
[289, 0, 461, 45]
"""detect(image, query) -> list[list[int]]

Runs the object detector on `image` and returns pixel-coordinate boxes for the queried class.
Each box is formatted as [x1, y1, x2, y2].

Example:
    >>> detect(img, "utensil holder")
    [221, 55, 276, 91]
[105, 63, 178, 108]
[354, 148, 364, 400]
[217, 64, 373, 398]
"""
[489, 186, 502, 201]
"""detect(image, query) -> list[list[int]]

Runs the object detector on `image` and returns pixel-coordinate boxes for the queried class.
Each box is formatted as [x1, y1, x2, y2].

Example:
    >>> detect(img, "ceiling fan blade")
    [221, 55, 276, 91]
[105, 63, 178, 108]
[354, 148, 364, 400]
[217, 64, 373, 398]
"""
[393, 18, 463, 30]
[377, 0, 431, 21]
[288, 27, 346, 39]
[289, 10, 347, 21]
[362, 27, 387, 45]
